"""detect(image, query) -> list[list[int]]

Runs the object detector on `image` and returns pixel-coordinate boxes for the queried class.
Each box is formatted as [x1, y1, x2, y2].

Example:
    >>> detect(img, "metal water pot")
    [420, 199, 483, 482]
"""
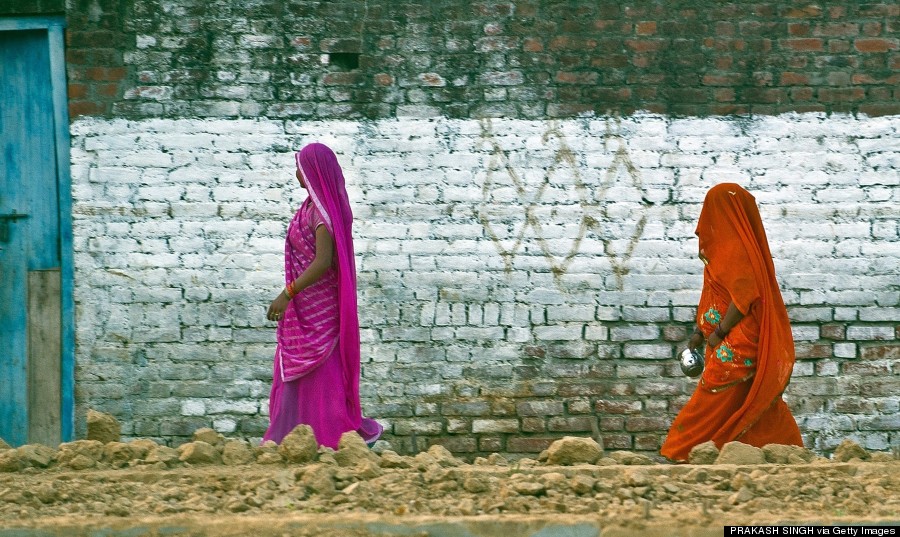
[679, 348, 704, 378]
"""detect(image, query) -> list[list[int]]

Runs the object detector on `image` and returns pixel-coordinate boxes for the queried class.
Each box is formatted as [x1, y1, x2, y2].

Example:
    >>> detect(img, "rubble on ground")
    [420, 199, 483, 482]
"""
[86, 409, 121, 444]
[0, 413, 892, 474]
[0, 412, 896, 525]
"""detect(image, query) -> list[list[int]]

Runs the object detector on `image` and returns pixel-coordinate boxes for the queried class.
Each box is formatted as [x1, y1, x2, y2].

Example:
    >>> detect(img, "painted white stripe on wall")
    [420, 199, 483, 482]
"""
[69, 114, 900, 451]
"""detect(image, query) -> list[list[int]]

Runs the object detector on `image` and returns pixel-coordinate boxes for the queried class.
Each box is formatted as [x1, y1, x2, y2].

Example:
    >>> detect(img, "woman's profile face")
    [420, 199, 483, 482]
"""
[296, 167, 306, 189]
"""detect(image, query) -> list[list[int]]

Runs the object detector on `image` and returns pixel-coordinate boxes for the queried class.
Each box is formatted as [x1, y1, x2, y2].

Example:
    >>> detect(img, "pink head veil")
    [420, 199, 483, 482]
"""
[295, 144, 362, 421]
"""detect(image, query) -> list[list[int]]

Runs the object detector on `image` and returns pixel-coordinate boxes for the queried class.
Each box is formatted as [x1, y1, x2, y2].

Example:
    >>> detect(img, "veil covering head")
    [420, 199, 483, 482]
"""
[294, 143, 362, 421]
[695, 183, 795, 442]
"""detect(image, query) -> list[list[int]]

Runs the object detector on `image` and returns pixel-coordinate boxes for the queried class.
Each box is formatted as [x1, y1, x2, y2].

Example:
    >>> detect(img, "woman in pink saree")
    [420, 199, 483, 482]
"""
[264, 143, 382, 448]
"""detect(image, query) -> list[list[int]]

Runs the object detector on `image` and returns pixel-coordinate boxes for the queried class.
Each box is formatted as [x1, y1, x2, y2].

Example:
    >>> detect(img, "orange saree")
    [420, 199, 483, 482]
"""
[660, 184, 802, 462]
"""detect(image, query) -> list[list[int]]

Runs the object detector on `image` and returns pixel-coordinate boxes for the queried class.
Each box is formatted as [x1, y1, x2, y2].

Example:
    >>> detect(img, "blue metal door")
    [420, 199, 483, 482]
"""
[0, 28, 62, 446]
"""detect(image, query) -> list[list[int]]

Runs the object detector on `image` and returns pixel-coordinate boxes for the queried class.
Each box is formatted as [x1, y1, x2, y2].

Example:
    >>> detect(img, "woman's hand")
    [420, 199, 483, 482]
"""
[707, 303, 744, 349]
[266, 226, 334, 324]
[267, 291, 289, 322]
[688, 330, 705, 351]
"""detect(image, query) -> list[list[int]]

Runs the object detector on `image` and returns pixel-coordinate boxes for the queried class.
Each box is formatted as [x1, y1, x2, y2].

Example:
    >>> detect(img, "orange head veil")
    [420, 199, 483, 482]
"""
[696, 183, 795, 442]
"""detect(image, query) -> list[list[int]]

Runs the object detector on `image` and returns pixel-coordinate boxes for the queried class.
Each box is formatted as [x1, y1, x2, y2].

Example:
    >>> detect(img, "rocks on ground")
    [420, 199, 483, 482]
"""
[86, 409, 120, 444]
[335, 431, 380, 468]
[688, 441, 719, 464]
[145, 444, 179, 467]
[222, 440, 254, 466]
[279, 425, 318, 464]
[687, 441, 817, 466]
[425, 444, 461, 467]
[0, 434, 893, 474]
[0, 450, 24, 472]
[297, 464, 336, 496]
[2, 456, 899, 526]
[833, 439, 870, 462]
[128, 439, 157, 460]
[56, 440, 104, 470]
[255, 441, 283, 465]
[16, 444, 56, 468]
[762, 444, 815, 464]
[178, 441, 221, 465]
[715, 442, 766, 465]
[103, 442, 140, 468]
[545, 436, 603, 465]
[607, 451, 654, 465]
[0, 409, 893, 478]
[192, 428, 225, 449]
[0, 423, 898, 528]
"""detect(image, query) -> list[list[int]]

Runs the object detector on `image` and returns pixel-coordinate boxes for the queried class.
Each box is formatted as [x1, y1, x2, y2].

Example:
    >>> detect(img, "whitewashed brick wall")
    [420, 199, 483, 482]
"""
[69, 113, 900, 456]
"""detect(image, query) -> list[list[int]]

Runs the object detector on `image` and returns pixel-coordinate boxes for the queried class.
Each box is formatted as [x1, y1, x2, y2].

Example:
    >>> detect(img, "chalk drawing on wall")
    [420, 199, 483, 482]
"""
[477, 119, 590, 276]
[594, 117, 650, 290]
[477, 117, 649, 289]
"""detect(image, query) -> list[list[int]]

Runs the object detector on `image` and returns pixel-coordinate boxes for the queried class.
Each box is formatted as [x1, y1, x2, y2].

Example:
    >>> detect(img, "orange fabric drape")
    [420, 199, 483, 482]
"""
[660, 183, 802, 461]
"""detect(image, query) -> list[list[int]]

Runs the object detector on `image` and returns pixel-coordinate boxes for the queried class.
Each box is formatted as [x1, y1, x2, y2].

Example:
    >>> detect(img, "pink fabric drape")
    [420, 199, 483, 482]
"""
[276, 198, 340, 382]
[265, 345, 383, 448]
[263, 143, 380, 447]
[293, 143, 363, 422]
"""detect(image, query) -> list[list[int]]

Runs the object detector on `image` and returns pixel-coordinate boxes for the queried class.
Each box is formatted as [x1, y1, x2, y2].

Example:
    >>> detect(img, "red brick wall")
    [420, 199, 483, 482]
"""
[64, 0, 900, 120]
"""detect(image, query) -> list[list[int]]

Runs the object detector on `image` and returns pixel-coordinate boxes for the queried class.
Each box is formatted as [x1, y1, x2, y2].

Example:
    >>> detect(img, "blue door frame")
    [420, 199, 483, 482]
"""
[0, 16, 74, 445]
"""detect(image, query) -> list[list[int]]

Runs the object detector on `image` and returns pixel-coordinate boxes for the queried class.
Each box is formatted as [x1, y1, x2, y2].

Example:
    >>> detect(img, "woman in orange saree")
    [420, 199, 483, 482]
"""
[660, 183, 802, 462]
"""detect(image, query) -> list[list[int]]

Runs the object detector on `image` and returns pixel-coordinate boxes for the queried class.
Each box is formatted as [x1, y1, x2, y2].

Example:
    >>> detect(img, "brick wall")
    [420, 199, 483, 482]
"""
[69, 114, 900, 457]
[64, 0, 900, 119]
[0, 0, 64, 15]
[60, 0, 900, 458]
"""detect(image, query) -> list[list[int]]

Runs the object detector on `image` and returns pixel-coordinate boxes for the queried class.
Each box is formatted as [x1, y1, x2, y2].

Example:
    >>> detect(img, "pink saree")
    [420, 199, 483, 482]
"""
[263, 143, 382, 448]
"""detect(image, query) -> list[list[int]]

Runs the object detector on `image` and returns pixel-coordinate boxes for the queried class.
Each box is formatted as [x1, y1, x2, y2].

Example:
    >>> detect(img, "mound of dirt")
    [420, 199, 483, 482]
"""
[0, 422, 894, 475]
[1, 419, 897, 534]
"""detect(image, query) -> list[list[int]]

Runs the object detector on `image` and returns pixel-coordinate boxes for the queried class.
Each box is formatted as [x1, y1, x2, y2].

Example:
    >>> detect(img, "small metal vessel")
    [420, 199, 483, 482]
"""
[679, 348, 704, 377]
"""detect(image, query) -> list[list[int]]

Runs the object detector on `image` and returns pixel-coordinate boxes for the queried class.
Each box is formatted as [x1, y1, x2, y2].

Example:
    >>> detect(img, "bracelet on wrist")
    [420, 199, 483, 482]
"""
[715, 324, 728, 339]
[284, 282, 297, 299]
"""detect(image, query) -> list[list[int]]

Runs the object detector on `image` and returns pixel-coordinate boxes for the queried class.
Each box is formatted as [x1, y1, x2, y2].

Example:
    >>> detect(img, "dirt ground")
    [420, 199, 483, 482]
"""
[1, 437, 898, 536]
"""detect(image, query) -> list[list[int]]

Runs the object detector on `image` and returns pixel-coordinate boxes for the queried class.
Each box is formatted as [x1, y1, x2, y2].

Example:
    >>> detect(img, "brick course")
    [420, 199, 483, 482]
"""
[63, 0, 900, 119]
